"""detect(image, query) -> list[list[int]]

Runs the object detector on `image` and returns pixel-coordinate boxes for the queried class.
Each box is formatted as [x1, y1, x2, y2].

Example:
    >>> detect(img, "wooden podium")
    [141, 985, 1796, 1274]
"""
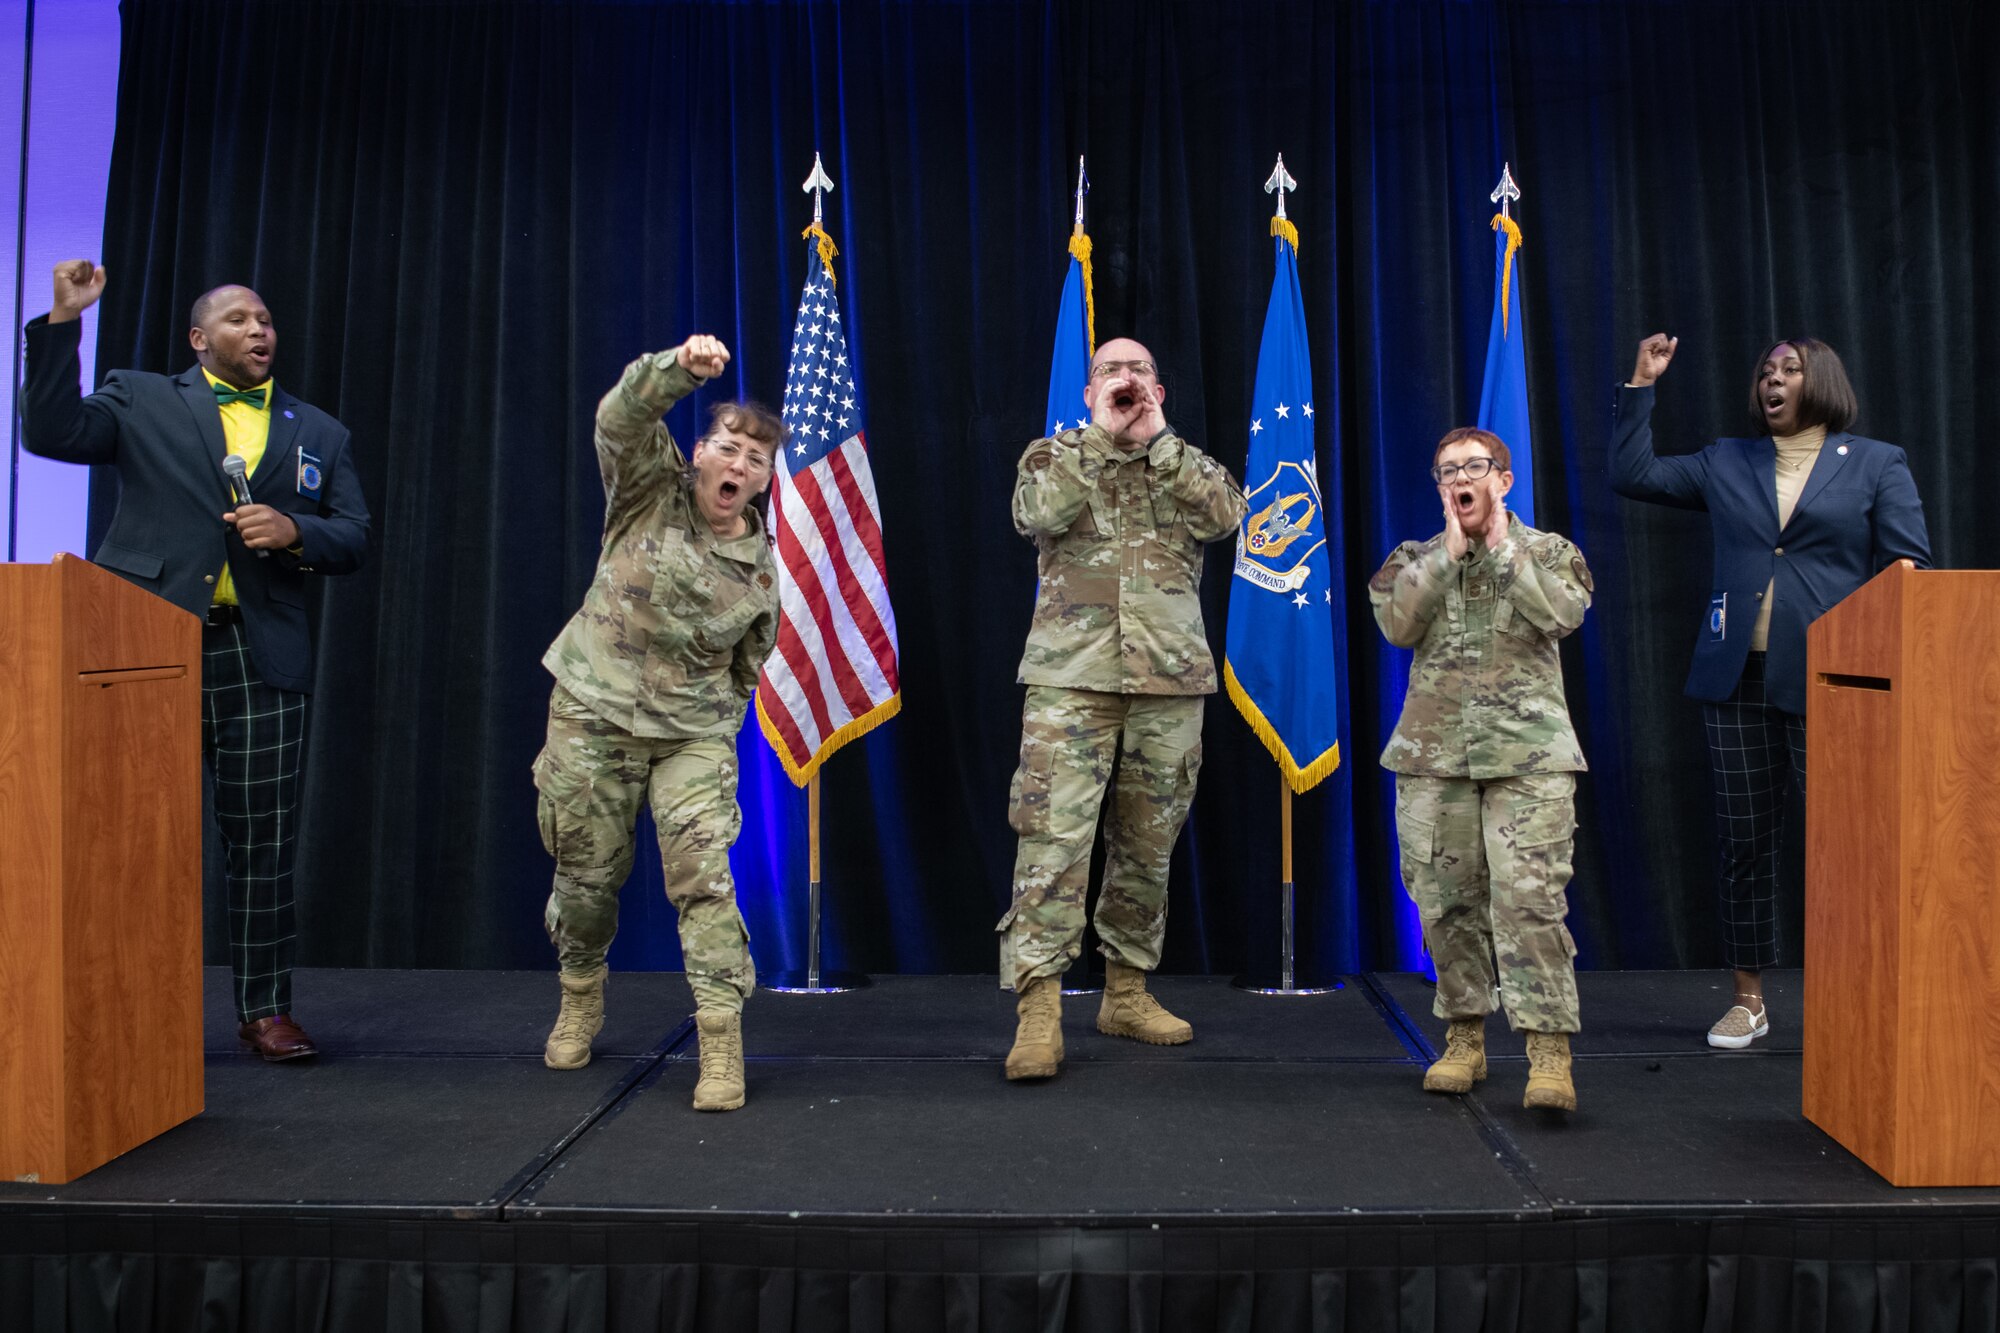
[1803, 562, 2000, 1187]
[0, 554, 204, 1183]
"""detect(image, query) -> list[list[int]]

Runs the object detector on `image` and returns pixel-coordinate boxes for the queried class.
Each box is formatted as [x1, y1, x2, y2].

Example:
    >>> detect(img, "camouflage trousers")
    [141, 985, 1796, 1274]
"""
[533, 684, 754, 1013]
[998, 686, 1204, 990]
[1394, 771, 1580, 1033]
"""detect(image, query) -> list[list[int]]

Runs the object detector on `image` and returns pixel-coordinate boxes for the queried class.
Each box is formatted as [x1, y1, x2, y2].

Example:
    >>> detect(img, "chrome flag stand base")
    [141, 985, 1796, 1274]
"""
[1232, 879, 1341, 995]
[763, 876, 870, 994]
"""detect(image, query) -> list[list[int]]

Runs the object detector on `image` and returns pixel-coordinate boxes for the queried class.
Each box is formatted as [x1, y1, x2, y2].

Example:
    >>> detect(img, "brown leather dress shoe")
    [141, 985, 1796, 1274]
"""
[239, 1014, 319, 1061]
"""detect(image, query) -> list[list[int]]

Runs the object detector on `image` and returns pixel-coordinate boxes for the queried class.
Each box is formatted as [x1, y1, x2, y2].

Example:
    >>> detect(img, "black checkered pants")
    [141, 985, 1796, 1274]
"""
[202, 620, 306, 1022]
[1701, 652, 1806, 971]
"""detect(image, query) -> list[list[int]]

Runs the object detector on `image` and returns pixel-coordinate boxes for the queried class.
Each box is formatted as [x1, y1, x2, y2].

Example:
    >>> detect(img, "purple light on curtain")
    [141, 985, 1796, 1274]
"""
[5, 0, 116, 565]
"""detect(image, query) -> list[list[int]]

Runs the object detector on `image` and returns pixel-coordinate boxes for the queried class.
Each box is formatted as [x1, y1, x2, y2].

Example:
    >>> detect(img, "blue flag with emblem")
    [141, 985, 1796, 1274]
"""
[1476, 172, 1534, 525]
[1044, 163, 1095, 436]
[1224, 220, 1341, 792]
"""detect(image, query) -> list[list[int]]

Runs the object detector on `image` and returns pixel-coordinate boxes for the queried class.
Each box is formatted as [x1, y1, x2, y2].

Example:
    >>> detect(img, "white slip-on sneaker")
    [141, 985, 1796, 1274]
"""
[1706, 1003, 1770, 1050]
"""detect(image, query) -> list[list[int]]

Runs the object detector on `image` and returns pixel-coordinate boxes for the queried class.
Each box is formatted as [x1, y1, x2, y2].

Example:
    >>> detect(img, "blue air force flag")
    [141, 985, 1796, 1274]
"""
[1476, 209, 1534, 526]
[1223, 228, 1342, 792]
[1044, 231, 1093, 436]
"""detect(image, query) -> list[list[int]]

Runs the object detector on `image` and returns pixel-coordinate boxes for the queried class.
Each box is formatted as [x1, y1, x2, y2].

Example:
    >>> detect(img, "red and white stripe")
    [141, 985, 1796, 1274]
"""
[757, 433, 900, 782]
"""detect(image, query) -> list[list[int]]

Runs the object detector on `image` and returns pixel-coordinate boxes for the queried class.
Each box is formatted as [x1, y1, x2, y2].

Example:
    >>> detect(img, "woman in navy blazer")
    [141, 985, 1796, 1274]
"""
[1610, 333, 1930, 1049]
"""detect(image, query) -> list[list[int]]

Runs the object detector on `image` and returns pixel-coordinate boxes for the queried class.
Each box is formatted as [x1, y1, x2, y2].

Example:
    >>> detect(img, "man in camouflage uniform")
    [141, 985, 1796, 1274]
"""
[999, 337, 1247, 1081]
[535, 333, 779, 1112]
[1369, 426, 1592, 1112]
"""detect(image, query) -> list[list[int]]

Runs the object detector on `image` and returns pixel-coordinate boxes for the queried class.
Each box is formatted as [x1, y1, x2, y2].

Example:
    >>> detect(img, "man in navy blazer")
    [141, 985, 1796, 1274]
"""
[22, 260, 370, 1060]
[1609, 332, 1929, 1051]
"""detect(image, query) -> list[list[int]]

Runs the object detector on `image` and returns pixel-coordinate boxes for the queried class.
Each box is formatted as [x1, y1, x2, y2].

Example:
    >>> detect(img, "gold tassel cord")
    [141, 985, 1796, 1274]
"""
[1490, 213, 1522, 338]
[1270, 216, 1300, 255]
[803, 221, 840, 285]
[1069, 227, 1096, 354]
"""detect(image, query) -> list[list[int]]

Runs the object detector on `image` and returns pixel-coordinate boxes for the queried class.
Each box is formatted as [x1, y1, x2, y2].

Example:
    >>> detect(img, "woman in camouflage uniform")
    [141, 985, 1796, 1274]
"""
[534, 334, 780, 1113]
[1371, 427, 1593, 1112]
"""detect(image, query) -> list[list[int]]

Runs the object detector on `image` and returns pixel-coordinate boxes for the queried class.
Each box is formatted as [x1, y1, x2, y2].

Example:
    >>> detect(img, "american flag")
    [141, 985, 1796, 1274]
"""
[754, 235, 902, 784]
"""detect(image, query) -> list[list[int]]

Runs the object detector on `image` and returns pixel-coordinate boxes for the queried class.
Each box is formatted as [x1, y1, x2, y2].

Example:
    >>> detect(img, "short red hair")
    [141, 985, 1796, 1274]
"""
[1431, 426, 1511, 472]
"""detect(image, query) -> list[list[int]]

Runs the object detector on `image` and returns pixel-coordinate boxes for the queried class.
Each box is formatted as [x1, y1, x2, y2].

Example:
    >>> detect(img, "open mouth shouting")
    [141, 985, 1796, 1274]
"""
[1762, 385, 1801, 435]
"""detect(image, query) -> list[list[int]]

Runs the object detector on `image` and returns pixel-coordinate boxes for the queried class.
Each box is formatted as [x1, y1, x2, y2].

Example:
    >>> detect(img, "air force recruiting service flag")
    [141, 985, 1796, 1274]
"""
[1223, 221, 1342, 792]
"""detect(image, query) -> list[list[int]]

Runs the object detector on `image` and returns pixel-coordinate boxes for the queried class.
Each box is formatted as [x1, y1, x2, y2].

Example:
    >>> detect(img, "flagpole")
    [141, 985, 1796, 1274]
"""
[808, 773, 822, 987]
[1232, 776, 1336, 995]
[764, 756, 870, 992]
[1231, 153, 1339, 998]
[1281, 780, 1294, 992]
[762, 150, 878, 998]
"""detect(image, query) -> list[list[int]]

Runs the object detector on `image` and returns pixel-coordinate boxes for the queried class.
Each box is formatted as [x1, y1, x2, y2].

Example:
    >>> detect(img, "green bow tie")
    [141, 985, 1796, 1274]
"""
[212, 383, 268, 410]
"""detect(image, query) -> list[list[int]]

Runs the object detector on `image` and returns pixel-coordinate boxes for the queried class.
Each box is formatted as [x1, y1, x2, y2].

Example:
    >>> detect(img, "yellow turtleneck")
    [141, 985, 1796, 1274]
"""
[1752, 423, 1828, 650]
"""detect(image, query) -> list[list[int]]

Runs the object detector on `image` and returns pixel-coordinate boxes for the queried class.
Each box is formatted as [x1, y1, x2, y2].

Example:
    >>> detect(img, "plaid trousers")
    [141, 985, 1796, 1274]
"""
[202, 620, 307, 1022]
[1701, 652, 1806, 971]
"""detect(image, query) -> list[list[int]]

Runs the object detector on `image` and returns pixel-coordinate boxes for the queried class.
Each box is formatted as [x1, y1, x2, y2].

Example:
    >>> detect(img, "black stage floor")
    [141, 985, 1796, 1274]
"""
[5, 968, 1997, 1332]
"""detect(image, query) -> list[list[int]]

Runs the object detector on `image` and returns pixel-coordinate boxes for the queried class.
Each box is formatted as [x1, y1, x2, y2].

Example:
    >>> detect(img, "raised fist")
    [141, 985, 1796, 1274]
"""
[677, 334, 731, 380]
[50, 260, 107, 324]
[1630, 332, 1678, 387]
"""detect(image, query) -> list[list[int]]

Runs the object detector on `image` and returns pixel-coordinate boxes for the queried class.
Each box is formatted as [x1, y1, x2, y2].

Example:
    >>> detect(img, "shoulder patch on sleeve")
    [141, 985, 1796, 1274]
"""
[1023, 443, 1056, 473]
[1533, 535, 1574, 571]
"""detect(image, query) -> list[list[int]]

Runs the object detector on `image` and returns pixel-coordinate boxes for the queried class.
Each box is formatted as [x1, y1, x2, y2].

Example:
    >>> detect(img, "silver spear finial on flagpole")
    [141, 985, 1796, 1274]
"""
[1072, 156, 1090, 232]
[1264, 154, 1298, 221]
[1490, 162, 1521, 221]
[803, 152, 836, 227]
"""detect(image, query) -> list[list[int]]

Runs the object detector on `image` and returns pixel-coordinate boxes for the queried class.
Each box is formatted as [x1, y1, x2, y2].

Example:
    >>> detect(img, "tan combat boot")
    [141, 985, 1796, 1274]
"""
[544, 967, 606, 1070]
[693, 1010, 746, 1111]
[1005, 976, 1064, 1080]
[1523, 1031, 1577, 1111]
[1097, 960, 1193, 1045]
[1423, 1017, 1487, 1093]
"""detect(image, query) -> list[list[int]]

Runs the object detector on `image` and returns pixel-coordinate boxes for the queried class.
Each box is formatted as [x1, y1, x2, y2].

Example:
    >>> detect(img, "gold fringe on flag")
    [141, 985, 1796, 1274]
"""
[803, 221, 841, 284]
[755, 689, 903, 787]
[1069, 227, 1096, 354]
[1270, 216, 1300, 255]
[1224, 660, 1342, 794]
[1490, 213, 1522, 337]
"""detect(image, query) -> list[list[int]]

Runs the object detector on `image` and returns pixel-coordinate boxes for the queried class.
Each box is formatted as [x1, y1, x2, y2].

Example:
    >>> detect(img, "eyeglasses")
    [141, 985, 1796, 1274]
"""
[702, 439, 774, 473]
[1431, 457, 1498, 484]
[1090, 359, 1156, 380]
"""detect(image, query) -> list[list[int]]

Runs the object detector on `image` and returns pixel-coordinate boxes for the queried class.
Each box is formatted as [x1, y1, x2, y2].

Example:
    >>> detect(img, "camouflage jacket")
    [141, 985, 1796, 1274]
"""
[542, 351, 778, 739]
[1369, 515, 1590, 778]
[1013, 424, 1246, 695]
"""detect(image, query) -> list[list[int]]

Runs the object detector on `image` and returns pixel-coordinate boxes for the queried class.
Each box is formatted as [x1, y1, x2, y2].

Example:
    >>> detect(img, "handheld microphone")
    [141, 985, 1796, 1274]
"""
[221, 455, 271, 559]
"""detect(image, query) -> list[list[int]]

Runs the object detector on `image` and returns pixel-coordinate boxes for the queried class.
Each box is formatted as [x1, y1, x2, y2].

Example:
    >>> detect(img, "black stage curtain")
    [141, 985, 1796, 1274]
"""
[86, 0, 2000, 974]
[6, 1212, 1999, 1333]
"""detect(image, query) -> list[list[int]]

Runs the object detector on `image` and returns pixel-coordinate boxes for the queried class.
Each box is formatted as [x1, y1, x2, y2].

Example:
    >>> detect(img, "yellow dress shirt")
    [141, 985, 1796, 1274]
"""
[205, 367, 274, 606]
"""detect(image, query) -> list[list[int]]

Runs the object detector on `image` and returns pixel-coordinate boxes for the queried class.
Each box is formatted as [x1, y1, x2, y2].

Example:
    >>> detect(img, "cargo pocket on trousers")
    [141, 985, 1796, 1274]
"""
[1007, 734, 1057, 837]
[1508, 795, 1576, 928]
[1176, 740, 1205, 799]
[1392, 793, 1440, 915]
[532, 748, 588, 857]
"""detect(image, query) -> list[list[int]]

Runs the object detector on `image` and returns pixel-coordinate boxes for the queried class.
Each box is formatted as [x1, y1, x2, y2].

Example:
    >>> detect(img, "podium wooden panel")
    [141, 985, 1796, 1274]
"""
[0, 554, 203, 1183]
[1804, 562, 2000, 1187]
